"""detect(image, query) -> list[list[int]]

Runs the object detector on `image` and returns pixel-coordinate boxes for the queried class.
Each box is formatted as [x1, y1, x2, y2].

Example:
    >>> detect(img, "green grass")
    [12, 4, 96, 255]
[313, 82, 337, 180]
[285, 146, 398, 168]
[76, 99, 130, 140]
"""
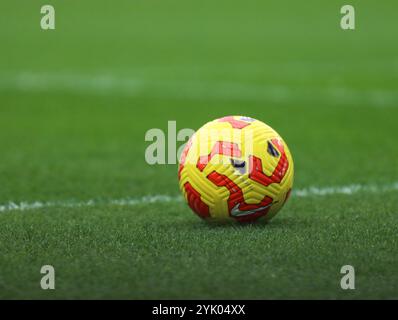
[1, 194, 397, 299]
[0, 0, 397, 299]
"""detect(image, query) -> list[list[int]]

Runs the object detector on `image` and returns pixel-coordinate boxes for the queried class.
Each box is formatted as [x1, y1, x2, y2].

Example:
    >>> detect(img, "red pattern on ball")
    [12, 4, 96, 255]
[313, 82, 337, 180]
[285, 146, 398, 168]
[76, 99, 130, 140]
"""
[184, 182, 210, 219]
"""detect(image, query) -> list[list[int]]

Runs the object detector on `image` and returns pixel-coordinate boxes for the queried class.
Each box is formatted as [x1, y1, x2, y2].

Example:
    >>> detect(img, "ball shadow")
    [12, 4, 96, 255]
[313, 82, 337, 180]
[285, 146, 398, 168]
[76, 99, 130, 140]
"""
[177, 215, 296, 231]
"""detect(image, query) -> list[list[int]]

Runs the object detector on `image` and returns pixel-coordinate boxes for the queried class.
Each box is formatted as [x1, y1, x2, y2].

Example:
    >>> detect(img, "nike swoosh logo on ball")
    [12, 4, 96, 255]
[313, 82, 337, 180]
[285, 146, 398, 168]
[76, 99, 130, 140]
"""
[230, 203, 273, 217]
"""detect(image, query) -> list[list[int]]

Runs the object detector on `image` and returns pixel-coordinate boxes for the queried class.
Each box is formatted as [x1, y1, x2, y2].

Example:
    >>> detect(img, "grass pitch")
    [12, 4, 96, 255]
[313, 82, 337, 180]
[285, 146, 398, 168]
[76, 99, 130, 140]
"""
[0, 0, 397, 299]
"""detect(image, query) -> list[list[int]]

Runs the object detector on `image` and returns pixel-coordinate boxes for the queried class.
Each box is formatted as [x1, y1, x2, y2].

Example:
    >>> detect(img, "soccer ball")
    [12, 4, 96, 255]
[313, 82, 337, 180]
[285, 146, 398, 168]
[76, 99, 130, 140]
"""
[178, 116, 294, 223]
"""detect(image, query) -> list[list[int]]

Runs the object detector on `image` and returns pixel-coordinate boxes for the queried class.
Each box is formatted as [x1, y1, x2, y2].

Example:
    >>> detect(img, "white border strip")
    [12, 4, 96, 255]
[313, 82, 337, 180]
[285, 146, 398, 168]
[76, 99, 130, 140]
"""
[0, 182, 397, 213]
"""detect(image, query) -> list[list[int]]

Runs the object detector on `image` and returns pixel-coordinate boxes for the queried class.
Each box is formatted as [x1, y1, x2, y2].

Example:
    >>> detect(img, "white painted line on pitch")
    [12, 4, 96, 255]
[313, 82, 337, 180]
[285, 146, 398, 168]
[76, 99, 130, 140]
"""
[0, 182, 397, 213]
[0, 195, 182, 213]
[0, 72, 397, 107]
[294, 182, 398, 197]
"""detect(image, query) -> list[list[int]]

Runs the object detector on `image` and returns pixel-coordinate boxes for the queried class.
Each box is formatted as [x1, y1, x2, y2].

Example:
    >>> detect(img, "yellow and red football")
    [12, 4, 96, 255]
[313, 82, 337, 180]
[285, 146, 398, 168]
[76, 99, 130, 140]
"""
[178, 116, 294, 223]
